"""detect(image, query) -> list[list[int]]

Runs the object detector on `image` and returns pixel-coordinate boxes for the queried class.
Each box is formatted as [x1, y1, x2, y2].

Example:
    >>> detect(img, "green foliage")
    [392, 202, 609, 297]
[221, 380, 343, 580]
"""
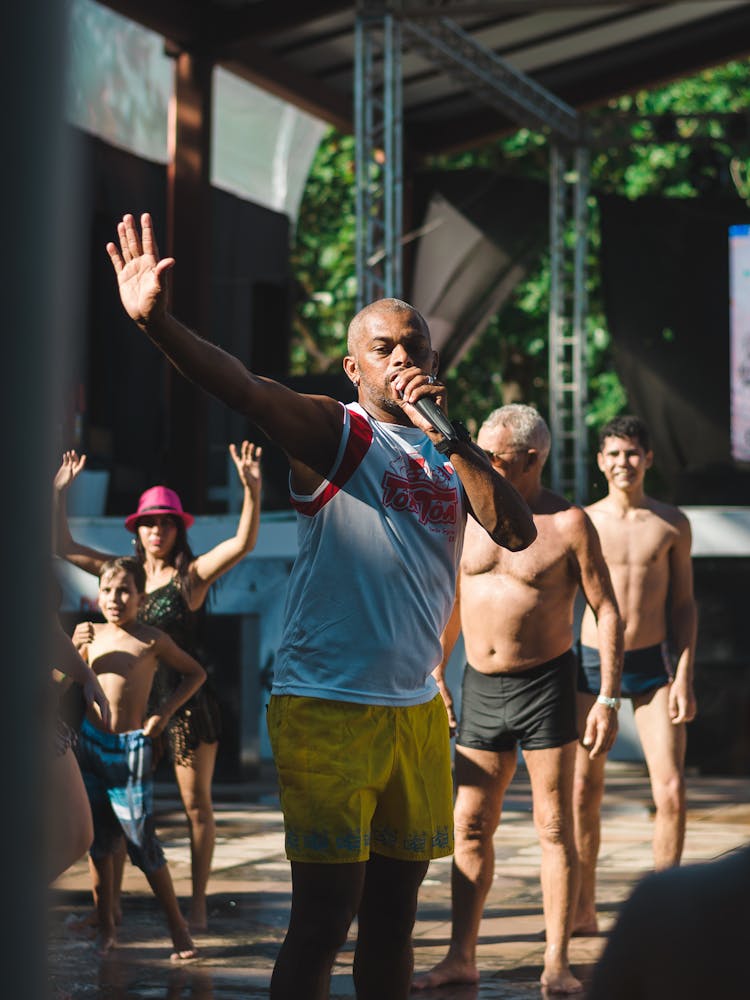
[290, 59, 750, 443]
[289, 132, 357, 373]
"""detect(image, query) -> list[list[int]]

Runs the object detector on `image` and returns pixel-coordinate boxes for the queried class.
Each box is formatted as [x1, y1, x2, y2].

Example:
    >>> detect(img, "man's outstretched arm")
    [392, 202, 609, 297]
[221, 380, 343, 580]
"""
[449, 441, 536, 551]
[107, 213, 342, 475]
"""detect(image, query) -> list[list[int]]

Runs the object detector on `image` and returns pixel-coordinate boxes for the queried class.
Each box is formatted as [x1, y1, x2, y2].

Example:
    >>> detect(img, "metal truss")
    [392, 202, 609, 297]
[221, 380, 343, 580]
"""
[548, 145, 590, 502]
[354, 3, 403, 310]
[354, 2, 591, 497]
[400, 17, 584, 144]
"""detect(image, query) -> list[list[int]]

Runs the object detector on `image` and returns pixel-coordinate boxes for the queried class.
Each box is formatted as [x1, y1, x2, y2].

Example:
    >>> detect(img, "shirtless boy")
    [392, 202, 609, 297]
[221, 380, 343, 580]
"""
[573, 415, 697, 935]
[73, 556, 206, 958]
[414, 405, 622, 995]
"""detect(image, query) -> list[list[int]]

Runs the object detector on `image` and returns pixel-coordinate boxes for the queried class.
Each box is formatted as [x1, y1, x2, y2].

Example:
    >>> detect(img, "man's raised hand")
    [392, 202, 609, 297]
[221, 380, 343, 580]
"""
[105, 213, 174, 328]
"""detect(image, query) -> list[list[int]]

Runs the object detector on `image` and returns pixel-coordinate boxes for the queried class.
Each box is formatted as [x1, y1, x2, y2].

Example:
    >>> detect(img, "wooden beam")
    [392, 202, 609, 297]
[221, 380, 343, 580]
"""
[94, 0, 206, 46]
[402, 0, 735, 11]
[206, 0, 351, 47]
[164, 50, 212, 510]
[219, 39, 353, 133]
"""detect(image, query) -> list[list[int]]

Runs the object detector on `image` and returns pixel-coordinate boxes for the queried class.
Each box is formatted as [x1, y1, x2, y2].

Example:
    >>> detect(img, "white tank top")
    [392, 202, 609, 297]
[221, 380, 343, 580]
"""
[273, 402, 466, 706]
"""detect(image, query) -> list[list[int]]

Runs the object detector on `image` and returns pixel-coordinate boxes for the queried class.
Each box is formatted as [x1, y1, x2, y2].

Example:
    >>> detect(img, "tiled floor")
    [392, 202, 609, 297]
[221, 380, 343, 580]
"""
[49, 762, 750, 998]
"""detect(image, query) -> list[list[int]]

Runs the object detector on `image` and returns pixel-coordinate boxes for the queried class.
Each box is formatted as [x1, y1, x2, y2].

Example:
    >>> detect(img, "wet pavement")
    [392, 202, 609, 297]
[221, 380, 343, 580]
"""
[49, 762, 750, 998]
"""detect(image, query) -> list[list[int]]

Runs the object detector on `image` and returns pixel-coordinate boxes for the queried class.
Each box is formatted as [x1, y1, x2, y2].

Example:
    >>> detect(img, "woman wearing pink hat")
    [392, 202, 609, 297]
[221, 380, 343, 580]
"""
[54, 441, 262, 931]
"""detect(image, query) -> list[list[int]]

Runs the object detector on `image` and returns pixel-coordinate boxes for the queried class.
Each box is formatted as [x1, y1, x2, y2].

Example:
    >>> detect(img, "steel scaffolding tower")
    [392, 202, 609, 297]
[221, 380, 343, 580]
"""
[354, 3, 403, 309]
[548, 145, 590, 502]
[354, 2, 591, 500]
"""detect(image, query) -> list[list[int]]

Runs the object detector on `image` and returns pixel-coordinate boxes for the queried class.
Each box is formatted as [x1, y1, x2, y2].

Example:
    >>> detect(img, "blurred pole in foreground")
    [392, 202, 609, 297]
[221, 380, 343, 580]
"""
[0, 0, 81, 996]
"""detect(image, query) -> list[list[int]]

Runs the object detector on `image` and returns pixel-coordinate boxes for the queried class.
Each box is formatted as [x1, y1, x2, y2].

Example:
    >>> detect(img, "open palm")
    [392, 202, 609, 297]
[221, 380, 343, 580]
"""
[54, 450, 86, 491]
[106, 213, 174, 326]
[230, 441, 263, 494]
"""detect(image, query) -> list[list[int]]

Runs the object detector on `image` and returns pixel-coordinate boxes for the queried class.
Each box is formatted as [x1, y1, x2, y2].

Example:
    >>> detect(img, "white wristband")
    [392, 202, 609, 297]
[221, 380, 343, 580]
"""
[597, 694, 621, 710]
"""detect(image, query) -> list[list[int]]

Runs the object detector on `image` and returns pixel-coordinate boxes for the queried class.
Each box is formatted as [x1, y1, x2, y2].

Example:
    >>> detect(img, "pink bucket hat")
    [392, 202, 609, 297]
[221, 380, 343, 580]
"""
[124, 486, 195, 533]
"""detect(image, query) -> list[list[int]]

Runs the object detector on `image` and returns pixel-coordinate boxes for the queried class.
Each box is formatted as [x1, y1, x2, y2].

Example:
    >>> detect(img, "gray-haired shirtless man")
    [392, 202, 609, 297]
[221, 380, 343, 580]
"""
[573, 414, 697, 935]
[414, 405, 623, 995]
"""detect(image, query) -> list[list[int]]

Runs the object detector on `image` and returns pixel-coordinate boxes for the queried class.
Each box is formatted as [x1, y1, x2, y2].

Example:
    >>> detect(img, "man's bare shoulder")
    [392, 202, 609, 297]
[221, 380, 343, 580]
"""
[536, 490, 591, 532]
[533, 487, 572, 517]
[643, 496, 690, 529]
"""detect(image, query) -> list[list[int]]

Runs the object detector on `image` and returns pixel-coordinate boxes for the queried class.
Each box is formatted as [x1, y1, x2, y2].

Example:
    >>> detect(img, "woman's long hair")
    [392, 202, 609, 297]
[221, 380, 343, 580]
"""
[133, 516, 196, 597]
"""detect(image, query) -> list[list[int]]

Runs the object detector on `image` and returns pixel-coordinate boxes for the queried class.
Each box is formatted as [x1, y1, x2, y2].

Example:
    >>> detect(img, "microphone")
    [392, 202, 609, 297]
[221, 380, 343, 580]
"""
[412, 395, 455, 440]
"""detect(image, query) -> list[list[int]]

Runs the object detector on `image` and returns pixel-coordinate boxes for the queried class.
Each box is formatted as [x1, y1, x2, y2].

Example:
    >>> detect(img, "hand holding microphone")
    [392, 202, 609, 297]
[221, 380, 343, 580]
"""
[410, 374, 455, 439]
[392, 369, 471, 454]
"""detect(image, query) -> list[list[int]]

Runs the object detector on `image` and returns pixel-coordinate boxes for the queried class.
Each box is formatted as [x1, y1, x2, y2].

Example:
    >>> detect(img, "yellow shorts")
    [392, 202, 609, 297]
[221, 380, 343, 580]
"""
[267, 694, 454, 864]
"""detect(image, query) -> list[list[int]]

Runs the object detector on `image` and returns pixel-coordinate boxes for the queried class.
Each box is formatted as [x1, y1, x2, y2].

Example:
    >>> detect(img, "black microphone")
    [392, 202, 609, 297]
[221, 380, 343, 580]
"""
[413, 395, 455, 440]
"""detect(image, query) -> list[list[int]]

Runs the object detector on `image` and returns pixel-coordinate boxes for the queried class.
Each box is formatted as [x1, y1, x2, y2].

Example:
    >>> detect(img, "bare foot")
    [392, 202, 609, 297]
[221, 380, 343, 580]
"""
[540, 966, 583, 995]
[412, 954, 479, 991]
[169, 922, 198, 962]
[64, 914, 96, 940]
[95, 929, 117, 957]
[571, 908, 599, 936]
[66, 905, 123, 932]
[571, 923, 599, 937]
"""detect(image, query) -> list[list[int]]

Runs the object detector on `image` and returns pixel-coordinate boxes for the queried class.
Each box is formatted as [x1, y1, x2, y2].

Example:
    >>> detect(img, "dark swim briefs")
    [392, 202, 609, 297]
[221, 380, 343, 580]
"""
[578, 643, 671, 698]
[457, 650, 578, 752]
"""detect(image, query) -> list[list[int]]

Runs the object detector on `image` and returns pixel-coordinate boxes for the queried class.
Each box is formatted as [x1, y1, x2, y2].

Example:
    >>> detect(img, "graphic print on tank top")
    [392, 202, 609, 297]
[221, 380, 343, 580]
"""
[381, 450, 460, 541]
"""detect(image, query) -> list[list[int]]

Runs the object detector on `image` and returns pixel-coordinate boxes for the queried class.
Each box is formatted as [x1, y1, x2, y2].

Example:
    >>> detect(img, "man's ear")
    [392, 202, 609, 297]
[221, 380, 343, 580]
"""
[644, 450, 654, 470]
[596, 451, 606, 473]
[524, 449, 539, 471]
[343, 355, 359, 387]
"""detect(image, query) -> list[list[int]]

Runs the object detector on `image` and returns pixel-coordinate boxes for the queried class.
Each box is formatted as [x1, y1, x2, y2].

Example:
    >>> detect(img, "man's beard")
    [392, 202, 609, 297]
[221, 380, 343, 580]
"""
[360, 377, 404, 418]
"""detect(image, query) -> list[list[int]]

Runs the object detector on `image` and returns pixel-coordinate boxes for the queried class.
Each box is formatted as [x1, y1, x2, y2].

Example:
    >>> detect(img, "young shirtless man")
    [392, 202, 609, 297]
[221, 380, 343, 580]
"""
[573, 415, 697, 935]
[73, 556, 206, 958]
[413, 405, 623, 995]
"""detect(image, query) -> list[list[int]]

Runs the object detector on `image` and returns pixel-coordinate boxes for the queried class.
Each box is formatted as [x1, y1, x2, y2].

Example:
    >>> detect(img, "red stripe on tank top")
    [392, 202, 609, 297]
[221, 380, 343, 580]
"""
[290, 409, 373, 516]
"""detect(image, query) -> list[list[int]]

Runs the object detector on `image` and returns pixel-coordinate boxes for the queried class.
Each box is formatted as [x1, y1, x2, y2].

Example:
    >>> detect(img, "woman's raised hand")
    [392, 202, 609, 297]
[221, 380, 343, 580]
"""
[54, 451, 86, 492]
[229, 441, 263, 495]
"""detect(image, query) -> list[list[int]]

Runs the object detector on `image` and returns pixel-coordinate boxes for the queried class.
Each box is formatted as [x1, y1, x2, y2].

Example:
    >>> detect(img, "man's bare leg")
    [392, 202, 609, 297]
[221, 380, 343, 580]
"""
[525, 741, 582, 995]
[633, 685, 687, 869]
[412, 745, 515, 991]
[271, 860, 366, 1000]
[354, 854, 429, 999]
[145, 863, 198, 961]
[572, 692, 606, 935]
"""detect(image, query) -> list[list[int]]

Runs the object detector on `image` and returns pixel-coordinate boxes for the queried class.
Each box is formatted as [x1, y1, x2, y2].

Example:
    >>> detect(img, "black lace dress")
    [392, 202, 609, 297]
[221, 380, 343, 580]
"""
[139, 576, 221, 765]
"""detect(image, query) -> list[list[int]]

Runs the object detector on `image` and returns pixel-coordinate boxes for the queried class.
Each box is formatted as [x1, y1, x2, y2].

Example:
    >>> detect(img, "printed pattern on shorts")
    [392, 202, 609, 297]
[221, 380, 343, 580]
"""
[75, 717, 165, 873]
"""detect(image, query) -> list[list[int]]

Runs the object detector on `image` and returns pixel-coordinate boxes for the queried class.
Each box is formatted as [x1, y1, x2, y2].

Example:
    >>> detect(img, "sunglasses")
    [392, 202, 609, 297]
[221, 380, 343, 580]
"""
[483, 448, 528, 463]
